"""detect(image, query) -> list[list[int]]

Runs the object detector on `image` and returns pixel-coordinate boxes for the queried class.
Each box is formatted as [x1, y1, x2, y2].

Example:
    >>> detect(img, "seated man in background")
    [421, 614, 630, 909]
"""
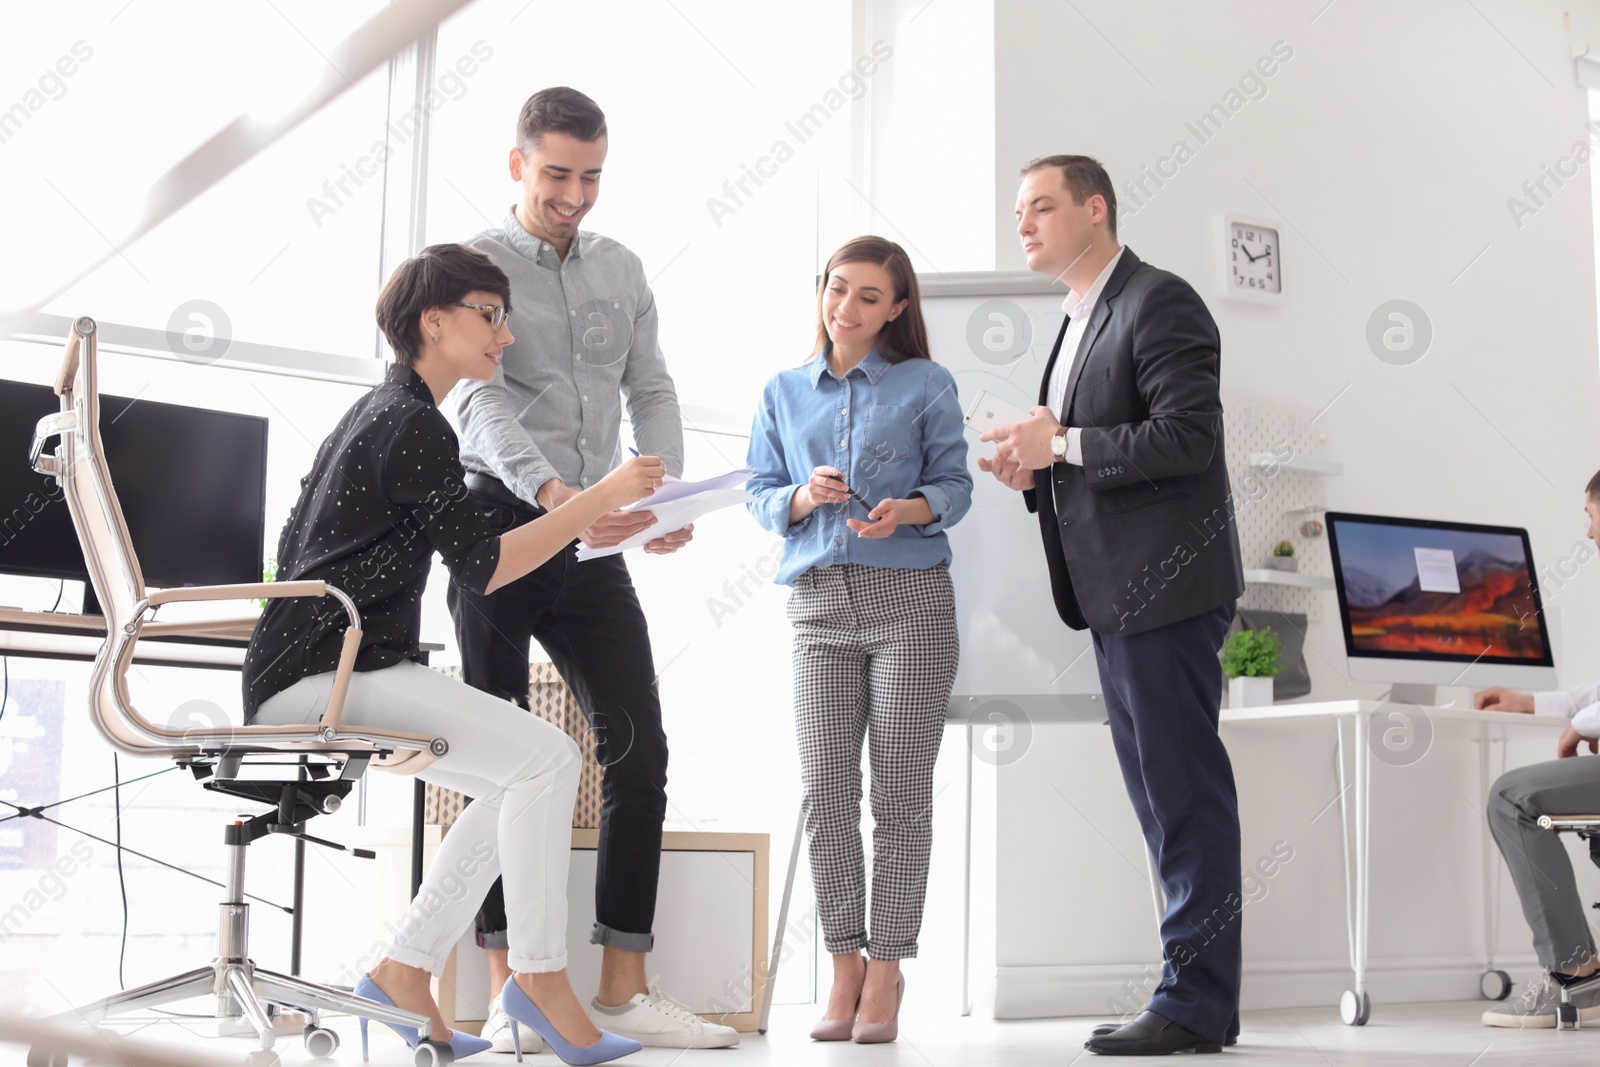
[1475, 471, 1600, 1028]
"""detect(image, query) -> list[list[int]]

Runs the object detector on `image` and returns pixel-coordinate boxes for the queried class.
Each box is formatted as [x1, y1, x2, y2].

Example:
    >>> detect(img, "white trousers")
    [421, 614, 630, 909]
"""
[256, 660, 581, 975]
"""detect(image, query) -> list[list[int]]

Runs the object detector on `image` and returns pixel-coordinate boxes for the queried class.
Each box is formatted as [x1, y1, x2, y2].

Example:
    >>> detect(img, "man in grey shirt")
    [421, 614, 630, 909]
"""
[448, 87, 735, 1051]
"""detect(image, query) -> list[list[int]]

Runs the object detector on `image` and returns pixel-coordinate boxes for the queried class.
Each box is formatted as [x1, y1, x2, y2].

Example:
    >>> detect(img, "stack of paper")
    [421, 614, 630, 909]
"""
[575, 467, 755, 561]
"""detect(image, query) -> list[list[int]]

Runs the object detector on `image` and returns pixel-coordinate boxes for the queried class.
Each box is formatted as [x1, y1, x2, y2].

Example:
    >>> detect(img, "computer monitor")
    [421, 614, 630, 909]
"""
[0, 379, 268, 611]
[1325, 511, 1557, 704]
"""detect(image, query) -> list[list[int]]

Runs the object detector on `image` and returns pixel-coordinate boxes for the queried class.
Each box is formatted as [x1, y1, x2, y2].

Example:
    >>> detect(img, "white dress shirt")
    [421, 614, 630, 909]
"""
[1533, 683, 1600, 738]
[1047, 246, 1125, 466]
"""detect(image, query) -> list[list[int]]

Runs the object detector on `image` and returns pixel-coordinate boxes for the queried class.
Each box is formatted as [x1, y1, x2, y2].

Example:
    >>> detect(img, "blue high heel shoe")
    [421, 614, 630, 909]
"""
[500, 975, 642, 1065]
[354, 973, 493, 1062]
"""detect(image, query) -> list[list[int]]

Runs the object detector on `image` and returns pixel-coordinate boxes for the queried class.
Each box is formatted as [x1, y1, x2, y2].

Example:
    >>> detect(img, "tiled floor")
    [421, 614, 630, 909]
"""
[4, 1000, 1598, 1066]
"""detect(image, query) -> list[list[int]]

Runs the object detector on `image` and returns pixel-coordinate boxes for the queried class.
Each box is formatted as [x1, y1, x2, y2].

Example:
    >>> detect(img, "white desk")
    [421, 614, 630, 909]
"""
[0, 607, 255, 669]
[1220, 700, 1569, 1025]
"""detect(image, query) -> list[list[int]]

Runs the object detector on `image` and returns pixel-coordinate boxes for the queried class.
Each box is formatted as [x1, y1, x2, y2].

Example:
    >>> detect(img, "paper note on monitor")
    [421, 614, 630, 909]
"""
[1413, 546, 1461, 594]
[575, 467, 755, 561]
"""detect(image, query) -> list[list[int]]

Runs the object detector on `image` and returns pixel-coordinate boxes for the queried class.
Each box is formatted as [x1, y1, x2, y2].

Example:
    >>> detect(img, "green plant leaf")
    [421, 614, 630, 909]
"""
[253, 557, 278, 611]
[1221, 626, 1285, 679]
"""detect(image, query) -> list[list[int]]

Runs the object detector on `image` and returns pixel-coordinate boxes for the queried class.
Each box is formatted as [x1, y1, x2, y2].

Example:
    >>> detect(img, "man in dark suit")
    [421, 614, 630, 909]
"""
[981, 155, 1246, 1056]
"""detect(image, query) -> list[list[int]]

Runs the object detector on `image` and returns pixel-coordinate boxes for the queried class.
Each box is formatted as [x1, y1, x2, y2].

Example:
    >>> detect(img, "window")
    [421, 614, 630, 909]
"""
[425, 0, 853, 415]
[2, 1, 392, 363]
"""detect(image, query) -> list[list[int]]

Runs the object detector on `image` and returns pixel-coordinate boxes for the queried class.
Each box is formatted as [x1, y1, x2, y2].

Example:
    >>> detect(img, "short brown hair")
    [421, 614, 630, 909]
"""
[1023, 154, 1118, 238]
[375, 244, 511, 366]
[516, 86, 607, 152]
[813, 236, 931, 364]
[1587, 468, 1600, 501]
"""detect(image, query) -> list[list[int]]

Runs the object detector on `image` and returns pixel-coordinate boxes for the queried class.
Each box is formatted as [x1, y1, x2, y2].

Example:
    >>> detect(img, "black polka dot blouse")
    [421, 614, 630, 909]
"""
[242, 363, 501, 721]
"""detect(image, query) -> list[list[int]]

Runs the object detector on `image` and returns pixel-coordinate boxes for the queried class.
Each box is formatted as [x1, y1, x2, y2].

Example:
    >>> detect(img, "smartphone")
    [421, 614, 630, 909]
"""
[963, 390, 1032, 434]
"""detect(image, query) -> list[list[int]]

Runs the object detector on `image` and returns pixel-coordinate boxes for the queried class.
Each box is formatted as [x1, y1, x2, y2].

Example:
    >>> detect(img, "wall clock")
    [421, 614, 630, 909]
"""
[1222, 214, 1282, 302]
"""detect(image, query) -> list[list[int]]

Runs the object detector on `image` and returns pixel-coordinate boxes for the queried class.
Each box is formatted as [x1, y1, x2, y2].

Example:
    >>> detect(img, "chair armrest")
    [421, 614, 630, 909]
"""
[146, 581, 326, 605]
[141, 581, 364, 739]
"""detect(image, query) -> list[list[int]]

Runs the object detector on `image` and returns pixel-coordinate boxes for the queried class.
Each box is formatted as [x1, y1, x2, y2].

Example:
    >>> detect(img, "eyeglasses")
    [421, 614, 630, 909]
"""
[451, 301, 509, 331]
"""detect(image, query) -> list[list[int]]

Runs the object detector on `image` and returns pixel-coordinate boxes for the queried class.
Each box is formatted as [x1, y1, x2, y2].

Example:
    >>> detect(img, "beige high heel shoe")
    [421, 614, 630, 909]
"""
[851, 973, 905, 1043]
[810, 989, 860, 1041]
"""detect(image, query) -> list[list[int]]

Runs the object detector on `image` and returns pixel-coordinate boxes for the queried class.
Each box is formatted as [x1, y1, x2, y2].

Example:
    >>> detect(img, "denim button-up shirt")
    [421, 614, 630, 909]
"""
[746, 348, 973, 586]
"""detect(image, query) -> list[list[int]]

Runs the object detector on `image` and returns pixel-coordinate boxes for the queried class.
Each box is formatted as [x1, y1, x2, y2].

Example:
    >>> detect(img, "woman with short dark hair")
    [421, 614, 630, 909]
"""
[245, 243, 655, 1064]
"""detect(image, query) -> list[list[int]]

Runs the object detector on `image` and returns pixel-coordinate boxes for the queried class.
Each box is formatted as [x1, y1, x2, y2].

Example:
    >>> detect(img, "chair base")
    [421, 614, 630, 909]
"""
[48, 956, 431, 1054]
[34, 771, 434, 1059]
[1557, 972, 1600, 1032]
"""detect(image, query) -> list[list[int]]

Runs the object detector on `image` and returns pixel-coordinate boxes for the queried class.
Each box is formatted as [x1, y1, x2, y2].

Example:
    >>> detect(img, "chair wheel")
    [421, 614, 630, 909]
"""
[413, 1040, 456, 1066]
[429, 737, 449, 758]
[303, 1025, 340, 1058]
[26, 1045, 67, 1067]
[1480, 969, 1513, 1000]
[1339, 989, 1370, 1026]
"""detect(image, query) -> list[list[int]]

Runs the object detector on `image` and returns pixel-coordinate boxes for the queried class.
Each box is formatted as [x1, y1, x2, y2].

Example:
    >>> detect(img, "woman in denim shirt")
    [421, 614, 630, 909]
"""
[746, 236, 972, 1043]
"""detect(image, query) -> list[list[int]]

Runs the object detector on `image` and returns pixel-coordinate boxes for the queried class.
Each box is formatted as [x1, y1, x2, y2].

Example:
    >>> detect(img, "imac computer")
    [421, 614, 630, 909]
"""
[1325, 511, 1557, 706]
[0, 379, 269, 614]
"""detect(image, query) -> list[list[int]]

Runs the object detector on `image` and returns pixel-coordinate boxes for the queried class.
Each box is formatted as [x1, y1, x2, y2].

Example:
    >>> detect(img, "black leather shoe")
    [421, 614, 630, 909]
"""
[1091, 1020, 1237, 1046]
[1085, 1011, 1222, 1055]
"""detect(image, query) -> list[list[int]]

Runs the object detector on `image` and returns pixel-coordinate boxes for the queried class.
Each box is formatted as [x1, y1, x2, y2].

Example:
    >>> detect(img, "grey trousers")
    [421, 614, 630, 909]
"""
[788, 563, 959, 961]
[1487, 755, 1600, 971]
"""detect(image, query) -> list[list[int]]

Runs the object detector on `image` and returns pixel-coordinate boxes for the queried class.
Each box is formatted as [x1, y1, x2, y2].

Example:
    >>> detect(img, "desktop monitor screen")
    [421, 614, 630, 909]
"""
[0, 379, 268, 600]
[1325, 512, 1554, 687]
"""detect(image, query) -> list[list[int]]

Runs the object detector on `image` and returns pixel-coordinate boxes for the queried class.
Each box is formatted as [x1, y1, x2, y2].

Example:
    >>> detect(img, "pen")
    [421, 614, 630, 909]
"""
[842, 481, 876, 514]
[628, 447, 641, 457]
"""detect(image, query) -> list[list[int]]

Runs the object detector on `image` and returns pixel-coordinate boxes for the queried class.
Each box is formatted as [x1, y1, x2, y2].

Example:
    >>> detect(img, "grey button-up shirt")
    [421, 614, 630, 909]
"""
[456, 209, 684, 503]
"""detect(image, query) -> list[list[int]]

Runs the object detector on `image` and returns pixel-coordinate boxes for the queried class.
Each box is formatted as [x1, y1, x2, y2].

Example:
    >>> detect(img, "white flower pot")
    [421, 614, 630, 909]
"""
[1265, 556, 1298, 571]
[1229, 675, 1274, 708]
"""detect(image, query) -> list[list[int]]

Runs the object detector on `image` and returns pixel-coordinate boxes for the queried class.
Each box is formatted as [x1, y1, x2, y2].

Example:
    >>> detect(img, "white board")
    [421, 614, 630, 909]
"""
[920, 273, 1101, 698]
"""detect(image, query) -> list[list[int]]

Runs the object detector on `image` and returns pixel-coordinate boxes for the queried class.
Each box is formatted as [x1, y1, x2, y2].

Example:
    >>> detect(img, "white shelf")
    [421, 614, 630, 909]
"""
[1243, 569, 1335, 590]
[1249, 453, 1343, 475]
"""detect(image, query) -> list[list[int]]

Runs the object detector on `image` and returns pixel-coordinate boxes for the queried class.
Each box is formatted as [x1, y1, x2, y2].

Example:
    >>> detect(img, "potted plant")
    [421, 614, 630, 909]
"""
[1266, 539, 1297, 572]
[1222, 627, 1284, 708]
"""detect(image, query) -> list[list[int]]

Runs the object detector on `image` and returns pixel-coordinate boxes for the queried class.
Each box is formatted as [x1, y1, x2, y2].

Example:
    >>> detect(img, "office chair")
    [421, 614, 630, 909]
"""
[25, 317, 455, 1067]
[1534, 812, 1600, 1031]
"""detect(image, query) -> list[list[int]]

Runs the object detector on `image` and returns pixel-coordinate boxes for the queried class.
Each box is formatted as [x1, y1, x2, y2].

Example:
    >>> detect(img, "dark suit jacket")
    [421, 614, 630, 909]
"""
[1024, 247, 1244, 636]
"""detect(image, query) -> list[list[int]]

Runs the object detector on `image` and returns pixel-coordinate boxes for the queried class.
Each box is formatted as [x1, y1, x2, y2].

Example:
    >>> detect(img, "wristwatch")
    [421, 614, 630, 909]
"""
[1049, 429, 1069, 462]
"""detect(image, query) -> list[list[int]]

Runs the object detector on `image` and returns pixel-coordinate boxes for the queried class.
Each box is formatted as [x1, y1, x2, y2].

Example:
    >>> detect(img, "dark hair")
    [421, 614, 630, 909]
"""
[1022, 154, 1118, 238]
[812, 237, 931, 364]
[516, 86, 607, 152]
[1588, 468, 1600, 501]
[375, 244, 511, 366]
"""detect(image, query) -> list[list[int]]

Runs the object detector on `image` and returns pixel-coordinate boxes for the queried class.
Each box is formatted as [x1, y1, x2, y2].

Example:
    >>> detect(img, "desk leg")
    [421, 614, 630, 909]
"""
[411, 779, 424, 898]
[1357, 710, 1371, 1020]
[1335, 715, 1372, 1025]
[1477, 729, 1512, 1000]
[962, 722, 973, 1017]
[292, 759, 307, 977]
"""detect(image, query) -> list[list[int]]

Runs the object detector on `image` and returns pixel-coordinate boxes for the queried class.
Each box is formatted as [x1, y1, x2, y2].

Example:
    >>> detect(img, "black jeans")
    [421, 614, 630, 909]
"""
[446, 484, 669, 954]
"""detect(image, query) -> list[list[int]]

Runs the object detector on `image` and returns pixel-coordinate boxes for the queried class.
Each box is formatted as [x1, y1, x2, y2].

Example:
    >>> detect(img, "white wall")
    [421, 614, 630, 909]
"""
[978, 0, 1600, 1018]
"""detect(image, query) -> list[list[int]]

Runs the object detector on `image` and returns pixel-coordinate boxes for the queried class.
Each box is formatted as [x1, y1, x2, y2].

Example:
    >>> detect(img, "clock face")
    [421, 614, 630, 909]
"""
[1229, 222, 1280, 294]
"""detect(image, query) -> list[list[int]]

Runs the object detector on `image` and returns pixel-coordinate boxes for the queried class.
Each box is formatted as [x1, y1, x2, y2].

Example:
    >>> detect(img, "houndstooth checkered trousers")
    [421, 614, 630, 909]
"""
[787, 562, 959, 960]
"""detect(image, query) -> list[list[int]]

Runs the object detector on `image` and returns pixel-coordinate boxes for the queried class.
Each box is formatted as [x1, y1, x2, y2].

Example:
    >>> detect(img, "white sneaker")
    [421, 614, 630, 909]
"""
[483, 994, 543, 1054]
[588, 978, 741, 1049]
